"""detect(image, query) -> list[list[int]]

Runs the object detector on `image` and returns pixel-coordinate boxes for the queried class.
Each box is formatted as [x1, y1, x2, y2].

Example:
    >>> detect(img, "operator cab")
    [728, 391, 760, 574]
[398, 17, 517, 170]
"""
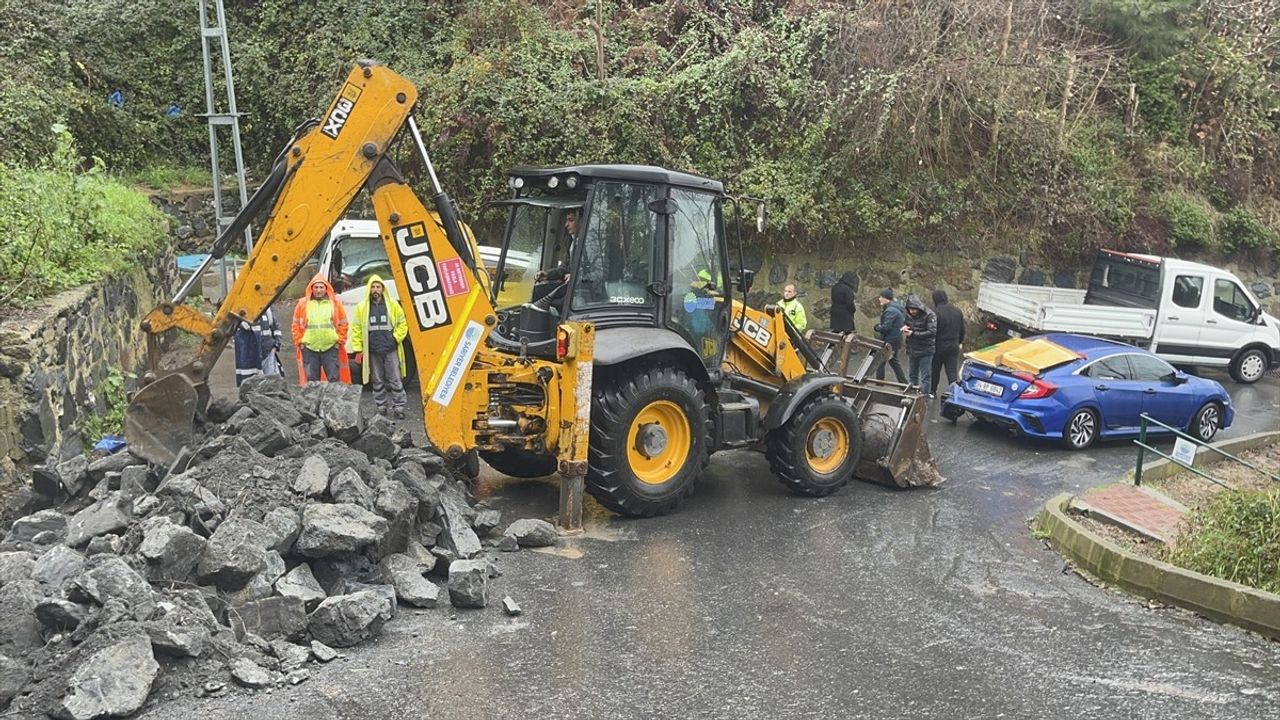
[487, 164, 735, 370]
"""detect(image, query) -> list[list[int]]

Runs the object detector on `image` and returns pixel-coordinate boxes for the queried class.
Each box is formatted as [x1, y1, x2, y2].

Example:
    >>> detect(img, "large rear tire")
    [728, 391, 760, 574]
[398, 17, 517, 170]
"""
[585, 366, 711, 517]
[1229, 347, 1268, 384]
[766, 393, 862, 497]
[479, 448, 558, 478]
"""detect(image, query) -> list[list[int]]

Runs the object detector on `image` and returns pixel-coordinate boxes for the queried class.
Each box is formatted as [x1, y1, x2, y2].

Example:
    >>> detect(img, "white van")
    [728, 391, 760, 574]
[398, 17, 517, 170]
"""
[978, 250, 1280, 384]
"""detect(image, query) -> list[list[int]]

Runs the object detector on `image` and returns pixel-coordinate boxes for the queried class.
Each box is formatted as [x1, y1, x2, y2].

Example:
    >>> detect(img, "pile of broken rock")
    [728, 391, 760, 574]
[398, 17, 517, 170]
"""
[0, 374, 558, 718]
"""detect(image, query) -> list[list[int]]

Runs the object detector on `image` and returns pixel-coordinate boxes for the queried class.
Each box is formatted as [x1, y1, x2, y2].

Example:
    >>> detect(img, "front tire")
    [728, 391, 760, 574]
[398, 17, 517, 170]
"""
[1229, 348, 1268, 384]
[766, 393, 862, 497]
[940, 401, 965, 423]
[585, 366, 711, 517]
[1061, 408, 1098, 450]
[1191, 402, 1223, 443]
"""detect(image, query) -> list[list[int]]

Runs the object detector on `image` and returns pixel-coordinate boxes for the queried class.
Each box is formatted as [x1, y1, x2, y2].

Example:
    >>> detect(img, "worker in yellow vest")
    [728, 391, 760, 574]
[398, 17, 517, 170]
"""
[291, 273, 351, 384]
[779, 283, 808, 332]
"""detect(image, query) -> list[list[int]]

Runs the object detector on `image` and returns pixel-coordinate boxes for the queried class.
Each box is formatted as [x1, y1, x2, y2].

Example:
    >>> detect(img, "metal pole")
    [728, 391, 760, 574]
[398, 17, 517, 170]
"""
[406, 116, 444, 195]
[1134, 415, 1146, 485]
[213, 0, 252, 257]
[197, 0, 229, 302]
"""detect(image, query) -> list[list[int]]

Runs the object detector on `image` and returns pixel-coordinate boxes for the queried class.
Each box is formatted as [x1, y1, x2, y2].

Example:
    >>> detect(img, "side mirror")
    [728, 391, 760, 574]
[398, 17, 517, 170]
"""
[1168, 370, 1189, 385]
[755, 203, 766, 234]
[736, 268, 755, 294]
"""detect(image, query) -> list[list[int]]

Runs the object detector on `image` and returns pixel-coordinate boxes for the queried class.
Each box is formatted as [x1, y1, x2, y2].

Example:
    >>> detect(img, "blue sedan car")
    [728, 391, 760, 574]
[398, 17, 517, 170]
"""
[940, 333, 1234, 449]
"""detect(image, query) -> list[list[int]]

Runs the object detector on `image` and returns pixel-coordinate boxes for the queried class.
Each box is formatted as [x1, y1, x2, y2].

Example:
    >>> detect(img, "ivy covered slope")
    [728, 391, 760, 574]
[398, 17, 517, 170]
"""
[1, 0, 1276, 266]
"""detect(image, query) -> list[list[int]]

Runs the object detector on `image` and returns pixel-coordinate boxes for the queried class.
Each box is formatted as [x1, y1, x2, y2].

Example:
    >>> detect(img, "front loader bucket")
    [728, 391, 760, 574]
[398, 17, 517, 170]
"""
[125, 373, 200, 468]
[805, 331, 944, 488]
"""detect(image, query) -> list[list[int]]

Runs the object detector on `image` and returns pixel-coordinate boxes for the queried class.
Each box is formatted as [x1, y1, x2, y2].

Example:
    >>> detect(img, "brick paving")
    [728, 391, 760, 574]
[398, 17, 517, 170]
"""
[1076, 483, 1186, 544]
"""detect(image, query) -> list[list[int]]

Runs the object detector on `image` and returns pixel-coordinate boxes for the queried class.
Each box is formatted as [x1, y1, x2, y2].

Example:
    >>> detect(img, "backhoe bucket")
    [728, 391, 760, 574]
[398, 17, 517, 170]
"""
[125, 373, 200, 468]
[805, 331, 944, 488]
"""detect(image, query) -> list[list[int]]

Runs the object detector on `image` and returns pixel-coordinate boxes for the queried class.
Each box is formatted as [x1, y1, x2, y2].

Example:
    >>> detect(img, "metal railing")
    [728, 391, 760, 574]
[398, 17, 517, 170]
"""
[1134, 412, 1280, 487]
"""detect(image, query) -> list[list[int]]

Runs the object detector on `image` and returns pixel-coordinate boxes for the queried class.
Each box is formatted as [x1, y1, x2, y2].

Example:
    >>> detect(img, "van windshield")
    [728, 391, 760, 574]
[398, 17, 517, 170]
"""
[331, 234, 391, 293]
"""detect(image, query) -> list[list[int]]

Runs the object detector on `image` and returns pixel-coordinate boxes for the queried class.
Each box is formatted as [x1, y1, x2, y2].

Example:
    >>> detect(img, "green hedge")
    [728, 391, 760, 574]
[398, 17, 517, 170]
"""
[0, 126, 167, 308]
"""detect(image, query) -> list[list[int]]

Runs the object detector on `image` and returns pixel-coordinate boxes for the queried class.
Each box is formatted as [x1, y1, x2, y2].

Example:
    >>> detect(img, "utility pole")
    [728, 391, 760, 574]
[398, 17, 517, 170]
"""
[197, 0, 252, 302]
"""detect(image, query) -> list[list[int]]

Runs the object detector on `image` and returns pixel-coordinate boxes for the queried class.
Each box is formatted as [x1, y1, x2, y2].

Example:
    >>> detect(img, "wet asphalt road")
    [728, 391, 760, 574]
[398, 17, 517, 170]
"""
[157, 365, 1280, 719]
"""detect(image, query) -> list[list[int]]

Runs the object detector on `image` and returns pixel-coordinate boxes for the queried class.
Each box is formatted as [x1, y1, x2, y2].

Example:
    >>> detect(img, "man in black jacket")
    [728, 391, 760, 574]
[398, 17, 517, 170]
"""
[902, 294, 937, 395]
[830, 271, 857, 334]
[930, 289, 966, 396]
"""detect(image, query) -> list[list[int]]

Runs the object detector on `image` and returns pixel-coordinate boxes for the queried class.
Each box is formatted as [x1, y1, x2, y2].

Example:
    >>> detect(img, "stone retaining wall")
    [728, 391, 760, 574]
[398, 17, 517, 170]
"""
[0, 244, 179, 506]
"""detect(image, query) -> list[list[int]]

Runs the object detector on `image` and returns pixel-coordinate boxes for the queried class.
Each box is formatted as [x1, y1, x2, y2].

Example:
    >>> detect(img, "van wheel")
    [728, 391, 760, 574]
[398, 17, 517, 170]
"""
[1229, 348, 1268, 384]
[1061, 408, 1098, 450]
[1191, 402, 1223, 442]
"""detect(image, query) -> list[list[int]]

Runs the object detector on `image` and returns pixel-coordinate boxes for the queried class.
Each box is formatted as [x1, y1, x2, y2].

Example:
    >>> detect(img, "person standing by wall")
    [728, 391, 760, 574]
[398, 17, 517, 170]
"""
[351, 275, 409, 418]
[292, 273, 350, 384]
[779, 283, 808, 332]
[930, 289, 965, 396]
[902, 294, 938, 395]
[830, 271, 857, 334]
[873, 288, 907, 383]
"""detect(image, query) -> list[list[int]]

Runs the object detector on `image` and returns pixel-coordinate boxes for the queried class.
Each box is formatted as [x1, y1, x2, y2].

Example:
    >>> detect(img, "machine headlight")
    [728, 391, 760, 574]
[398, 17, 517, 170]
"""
[565, 175, 578, 189]
[508, 176, 525, 189]
[547, 176, 560, 189]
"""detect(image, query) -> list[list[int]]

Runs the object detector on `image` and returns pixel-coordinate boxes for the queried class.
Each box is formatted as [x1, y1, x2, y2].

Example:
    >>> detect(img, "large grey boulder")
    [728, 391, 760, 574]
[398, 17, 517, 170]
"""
[247, 392, 303, 429]
[0, 653, 26, 708]
[0, 581, 41, 653]
[35, 598, 91, 631]
[438, 489, 481, 559]
[231, 595, 307, 641]
[379, 554, 438, 608]
[66, 556, 155, 620]
[196, 517, 271, 589]
[292, 455, 330, 498]
[319, 383, 363, 441]
[307, 590, 394, 648]
[374, 480, 418, 556]
[138, 517, 207, 583]
[275, 563, 326, 611]
[230, 658, 275, 689]
[295, 503, 388, 558]
[352, 432, 398, 462]
[5, 509, 67, 545]
[0, 551, 35, 586]
[238, 415, 297, 457]
[446, 559, 489, 609]
[262, 507, 301, 556]
[55, 455, 90, 496]
[64, 493, 131, 548]
[329, 467, 375, 508]
[31, 545, 85, 590]
[59, 633, 158, 720]
[505, 518, 558, 548]
[231, 550, 287, 604]
[155, 473, 226, 520]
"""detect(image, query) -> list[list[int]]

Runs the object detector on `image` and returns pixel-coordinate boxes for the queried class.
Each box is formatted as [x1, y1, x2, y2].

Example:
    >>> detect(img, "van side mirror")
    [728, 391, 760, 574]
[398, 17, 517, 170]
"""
[736, 268, 755, 294]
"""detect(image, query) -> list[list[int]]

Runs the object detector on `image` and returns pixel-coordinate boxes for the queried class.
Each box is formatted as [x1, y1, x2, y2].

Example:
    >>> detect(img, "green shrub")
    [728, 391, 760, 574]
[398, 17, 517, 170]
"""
[1167, 489, 1280, 594]
[1153, 191, 1215, 250]
[1218, 207, 1280, 252]
[0, 125, 167, 308]
[80, 368, 131, 446]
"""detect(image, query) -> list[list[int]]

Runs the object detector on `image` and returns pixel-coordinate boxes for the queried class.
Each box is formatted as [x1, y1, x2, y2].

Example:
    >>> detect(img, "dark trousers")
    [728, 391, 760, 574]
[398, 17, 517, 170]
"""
[875, 339, 907, 383]
[302, 346, 340, 382]
[370, 351, 407, 411]
[932, 346, 961, 396]
[908, 353, 935, 395]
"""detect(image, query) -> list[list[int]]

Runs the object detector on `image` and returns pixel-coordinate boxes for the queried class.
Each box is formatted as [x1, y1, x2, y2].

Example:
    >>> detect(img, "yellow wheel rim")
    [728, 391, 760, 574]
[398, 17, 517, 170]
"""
[627, 400, 693, 486]
[806, 416, 850, 475]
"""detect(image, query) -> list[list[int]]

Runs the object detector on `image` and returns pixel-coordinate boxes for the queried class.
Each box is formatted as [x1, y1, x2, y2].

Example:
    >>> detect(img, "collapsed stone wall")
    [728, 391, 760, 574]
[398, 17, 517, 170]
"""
[0, 243, 179, 511]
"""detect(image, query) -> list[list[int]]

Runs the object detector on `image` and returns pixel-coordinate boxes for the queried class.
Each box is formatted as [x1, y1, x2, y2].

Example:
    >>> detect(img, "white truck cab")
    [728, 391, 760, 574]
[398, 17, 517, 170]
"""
[977, 250, 1280, 383]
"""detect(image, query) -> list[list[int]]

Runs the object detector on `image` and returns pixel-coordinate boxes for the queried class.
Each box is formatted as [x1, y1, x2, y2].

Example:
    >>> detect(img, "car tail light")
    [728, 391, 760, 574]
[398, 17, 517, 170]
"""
[1014, 371, 1056, 399]
[985, 321, 999, 331]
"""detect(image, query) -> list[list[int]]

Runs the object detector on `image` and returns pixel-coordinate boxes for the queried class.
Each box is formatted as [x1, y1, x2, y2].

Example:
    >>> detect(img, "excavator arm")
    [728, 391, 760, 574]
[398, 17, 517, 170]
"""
[127, 62, 494, 465]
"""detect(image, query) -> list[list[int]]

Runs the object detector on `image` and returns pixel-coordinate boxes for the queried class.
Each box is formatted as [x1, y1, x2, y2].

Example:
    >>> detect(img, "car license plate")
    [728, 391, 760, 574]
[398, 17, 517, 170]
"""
[974, 379, 1003, 397]
[1006, 329, 1021, 339]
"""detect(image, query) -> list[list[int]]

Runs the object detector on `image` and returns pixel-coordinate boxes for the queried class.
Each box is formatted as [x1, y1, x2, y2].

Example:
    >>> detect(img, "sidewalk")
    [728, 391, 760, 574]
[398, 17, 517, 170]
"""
[1071, 483, 1188, 546]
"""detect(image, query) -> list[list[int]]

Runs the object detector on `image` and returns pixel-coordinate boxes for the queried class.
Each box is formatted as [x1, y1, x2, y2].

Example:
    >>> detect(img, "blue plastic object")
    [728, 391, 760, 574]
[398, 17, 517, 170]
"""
[93, 435, 127, 454]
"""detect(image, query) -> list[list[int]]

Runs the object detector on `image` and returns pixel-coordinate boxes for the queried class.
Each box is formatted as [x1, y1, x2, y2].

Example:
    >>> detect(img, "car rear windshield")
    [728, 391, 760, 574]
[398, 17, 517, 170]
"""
[1084, 253, 1160, 309]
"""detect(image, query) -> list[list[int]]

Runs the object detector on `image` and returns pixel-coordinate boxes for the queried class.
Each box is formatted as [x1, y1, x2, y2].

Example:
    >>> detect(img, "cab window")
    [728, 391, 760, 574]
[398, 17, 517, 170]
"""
[572, 182, 658, 309]
[1171, 275, 1203, 309]
[1213, 279, 1255, 323]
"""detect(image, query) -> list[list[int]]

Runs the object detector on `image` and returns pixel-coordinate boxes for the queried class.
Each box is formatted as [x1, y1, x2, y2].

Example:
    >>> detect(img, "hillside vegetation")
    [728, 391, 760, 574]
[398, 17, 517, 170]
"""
[1, 0, 1277, 277]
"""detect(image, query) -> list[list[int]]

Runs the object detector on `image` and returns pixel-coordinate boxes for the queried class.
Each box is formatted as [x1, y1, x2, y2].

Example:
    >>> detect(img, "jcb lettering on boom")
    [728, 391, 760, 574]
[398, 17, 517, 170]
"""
[320, 83, 362, 139]
[392, 221, 451, 330]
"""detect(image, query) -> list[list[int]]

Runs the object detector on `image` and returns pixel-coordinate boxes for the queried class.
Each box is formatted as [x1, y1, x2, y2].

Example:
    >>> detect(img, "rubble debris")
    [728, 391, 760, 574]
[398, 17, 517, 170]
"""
[496, 535, 519, 552]
[0, 372, 529, 716]
[60, 633, 159, 720]
[502, 596, 522, 616]
[309, 640, 339, 663]
[230, 657, 274, 689]
[505, 518, 558, 548]
[447, 560, 489, 609]
[308, 590, 395, 647]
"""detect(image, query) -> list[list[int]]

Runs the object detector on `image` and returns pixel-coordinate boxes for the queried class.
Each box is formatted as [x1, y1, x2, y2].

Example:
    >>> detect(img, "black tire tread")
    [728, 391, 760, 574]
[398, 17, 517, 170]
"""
[479, 448, 558, 479]
[766, 393, 861, 498]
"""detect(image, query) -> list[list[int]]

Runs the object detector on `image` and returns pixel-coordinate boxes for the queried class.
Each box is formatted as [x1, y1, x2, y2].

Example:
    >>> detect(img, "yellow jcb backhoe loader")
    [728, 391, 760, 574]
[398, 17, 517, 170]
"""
[126, 62, 940, 529]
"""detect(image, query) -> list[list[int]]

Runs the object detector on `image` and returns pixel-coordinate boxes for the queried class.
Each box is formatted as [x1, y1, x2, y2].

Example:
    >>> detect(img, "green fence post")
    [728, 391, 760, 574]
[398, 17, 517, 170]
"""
[1134, 415, 1146, 486]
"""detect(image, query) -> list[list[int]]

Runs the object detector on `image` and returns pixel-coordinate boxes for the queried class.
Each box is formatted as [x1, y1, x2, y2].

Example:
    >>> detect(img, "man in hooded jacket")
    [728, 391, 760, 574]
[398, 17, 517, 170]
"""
[292, 273, 351, 384]
[902, 294, 938, 395]
[930, 289, 966, 396]
[830, 271, 857, 334]
[351, 275, 409, 418]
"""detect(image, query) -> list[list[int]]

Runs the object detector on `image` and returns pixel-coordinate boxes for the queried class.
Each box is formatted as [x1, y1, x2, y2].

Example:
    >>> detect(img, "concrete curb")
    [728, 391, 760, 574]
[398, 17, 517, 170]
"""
[1036, 492, 1280, 640]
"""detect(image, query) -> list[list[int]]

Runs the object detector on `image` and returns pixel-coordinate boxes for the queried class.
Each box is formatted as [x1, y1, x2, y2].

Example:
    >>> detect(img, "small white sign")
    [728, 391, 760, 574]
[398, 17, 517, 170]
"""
[1171, 437, 1198, 467]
